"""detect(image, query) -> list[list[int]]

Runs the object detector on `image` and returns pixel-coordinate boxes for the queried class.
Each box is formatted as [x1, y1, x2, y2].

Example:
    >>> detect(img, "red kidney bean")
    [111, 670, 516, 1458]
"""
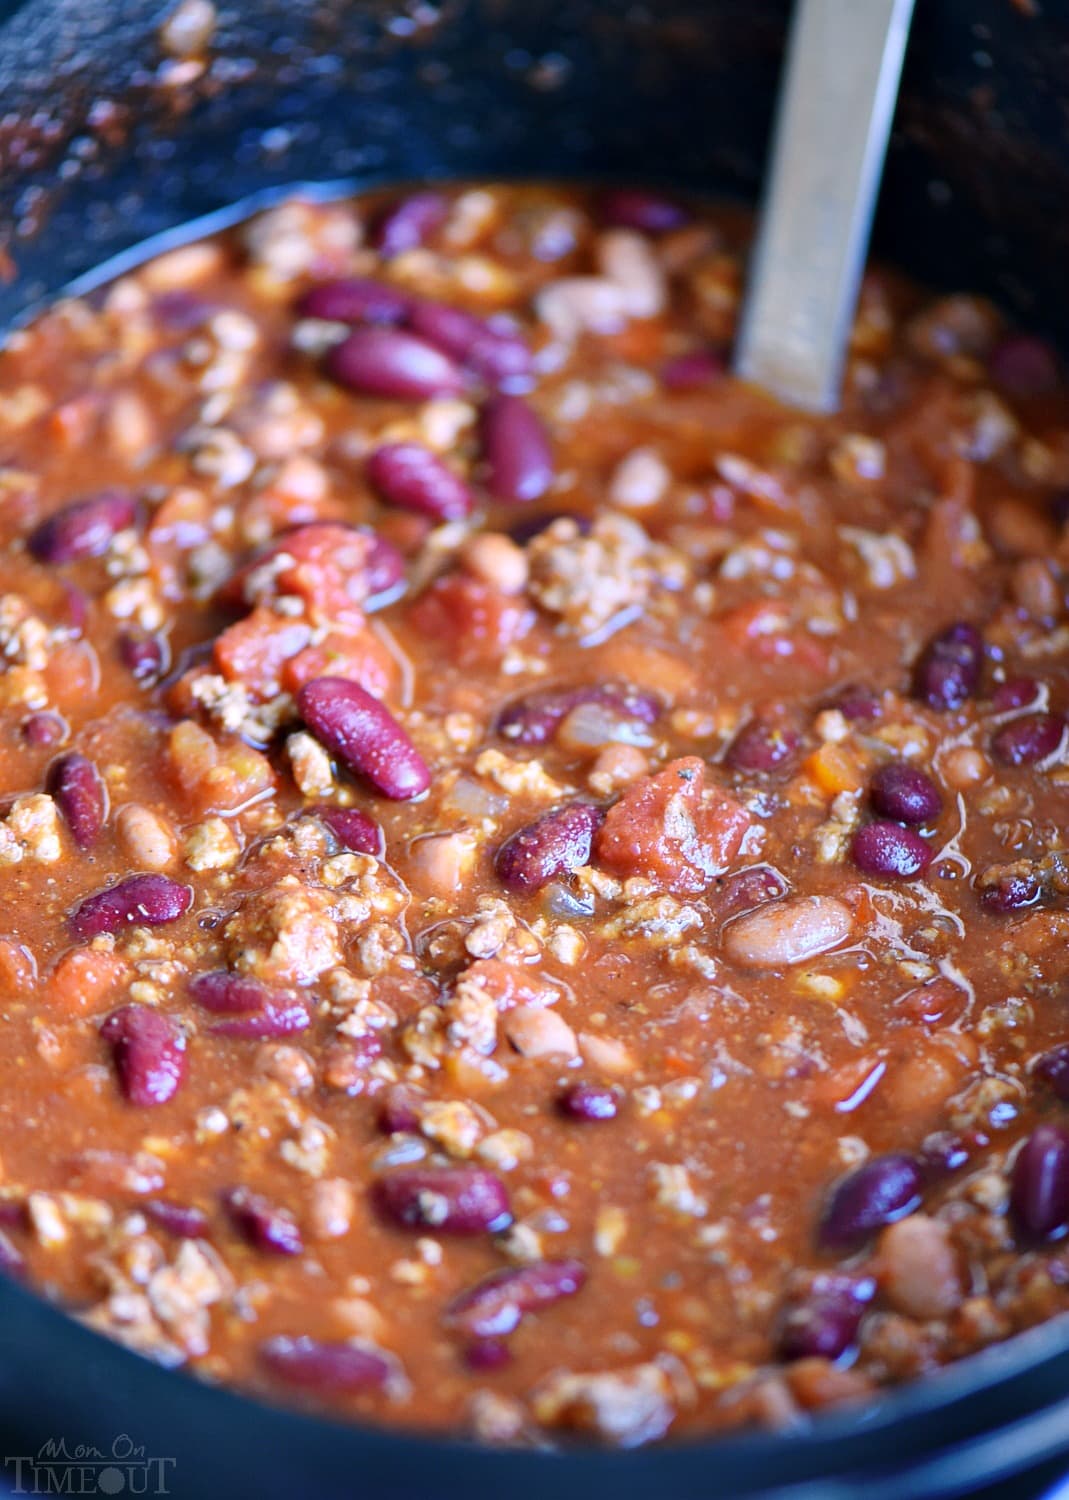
[991, 711, 1066, 766]
[325, 327, 465, 400]
[446, 1258, 587, 1339]
[495, 803, 603, 894]
[992, 677, 1040, 713]
[0, 1231, 24, 1280]
[378, 1085, 425, 1135]
[980, 868, 1043, 913]
[507, 510, 592, 546]
[367, 442, 474, 522]
[144, 1199, 211, 1238]
[190, 971, 310, 1039]
[711, 865, 790, 923]
[364, 532, 408, 603]
[834, 688, 882, 722]
[311, 804, 382, 855]
[988, 333, 1061, 398]
[211, 1003, 310, 1040]
[463, 1338, 512, 1372]
[918, 1130, 980, 1178]
[851, 821, 932, 880]
[600, 188, 688, 233]
[1034, 1046, 1069, 1103]
[372, 1167, 512, 1235]
[27, 489, 138, 564]
[661, 349, 725, 390]
[47, 753, 106, 850]
[497, 682, 661, 746]
[261, 1335, 396, 1393]
[480, 394, 553, 503]
[558, 1081, 619, 1122]
[724, 716, 800, 774]
[118, 630, 167, 682]
[70, 874, 193, 939]
[913, 621, 984, 711]
[22, 712, 67, 747]
[372, 191, 449, 257]
[297, 276, 412, 325]
[818, 1154, 922, 1248]
[1010, 1124, 1069, 1240]
[298, 677, 430, 800]
[0, 1201, 28, 1231]
[408, 300, 533, 389]
[223, 1186, 303, 1255]
[100, 1004, 187, 1108]
[869, 762, 942, 825]
[776, 1273, 876, 1362]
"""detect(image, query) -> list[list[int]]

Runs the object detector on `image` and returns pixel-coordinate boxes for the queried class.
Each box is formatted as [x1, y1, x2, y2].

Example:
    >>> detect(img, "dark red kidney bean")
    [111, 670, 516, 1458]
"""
[1010, 1124, 1069, 1240]
[47, 753, 106, 850]
[367, 442, 474, 522]
[558, 1081, 619, 1122]
[211, 1002, 310, 1040]
[298, 677, 430, 800]
[835, 689, 882, 722]
[311, 804, 382, 855]
[446, 1259, 587, 1340]
[712, 865, 790, 922]
[372, 191, 449, 257]
[223, 1186, 303, 1255]
[918, 1130, 979, 1178]
[408, 300, 533, 389]
[118, 630, 167, 682]
[1034, 1045, 1069, 1103]
[497, 682, 660, 746]
[600, 188, 688, 233]
[0, 1230, 24, 1280]
[819, 1154, 922, 1248]
[776, 1273, 876, 1362]
[190, 971, 310, 1038]
[507, 510, 592, 546]
[261, 1335, 396, 1393]
[325, 327, 465, 400]
[364, 532, 408, 604]
[724, 716, 799, 774]
[297, 276, 412, 325]
[851, 821, 932, 880]
[992, 676, 1040, 713]
[495, 803, 603, 895]
[144, 1199, 210, 1238]
[463, 1339, 512, 1372]
[22, 711, 67, 747]
[988, 333, 1061, 398]
[980, 868, 1043, 913]
[27, 489, 138, 563]
[0, 1201, 28, 1230]
[100, 1004, 187, 1108]
[70, 874, 193, 939]
[869, 761, 942, 825]
[913, 621, 984, 711]
[373, 1167, 512, 1235]
[991, 711, 1066, 767]
[378, 1085, 425, 1135]
[661, 349, 725, 390]
[480, 394, 553, 504]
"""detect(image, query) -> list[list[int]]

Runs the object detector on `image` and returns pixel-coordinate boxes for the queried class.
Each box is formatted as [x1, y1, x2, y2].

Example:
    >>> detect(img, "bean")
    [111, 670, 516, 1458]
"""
[980, 868, 1042, 913]
[297, 276, 412, 325]
[70, 874, 192, 939]
[311, 804, 383, 855]
[480, 394, 554, 503]
[47, 753, 106, 850]
[497, 682, 660, 746]
[851, 821, 932, 879]
[508, 510, 592, 546]
[495, 804, 603, 894]
[987, 333, 1061, 398]
[144, 1199, 210, 1238]
[723, 895, 854, 969]
[835, 689, 882, 722]
[377, 1085, 425, 1135]
[367, 442, 474, 522]
[1035, 1046, 1069, 1103]
[558, 1081, 619, 1122]
[463, 1339, 512, 1371]
[776, 1274, 876, 1363]
[725, 716, 800, 774]
[818, 1154, 923, 1248]
[0, 1231, 24, 1280]
[27, 489, 138, 564]
[913, 621, 984, 711]
[503, 1005, 578, 1059]
[118, 630, 167, 682]
[298, 678, 429, 801]
[116, 804, 175, 871]
[446, 1259, 587, 1339]
[1010, 1124, 1069, 1240]
[325, 327, 465, 400]
[372, 191, 449, 257]
[223, 1186, 303, 1255]
[100, 1004, 187, 1108]
[211, 1004, 310, 1040]
[918, 1130, 978, 1177]
[600, 189, 688, 233]
[992, 676, 1040, 713]
[191, 970, 310, 1039]
[661, 349, 724, 390]
[22, 712, 67, 747]
[261, 1335, 397, 1393]
[869, 762, 942, 825]
[712, 865, 790, 924]
[408, 300, 533, 388]
[991, 711, 1066, 766]
[372, 1167, 512, 1235]
[878, 1213, 961, 1320]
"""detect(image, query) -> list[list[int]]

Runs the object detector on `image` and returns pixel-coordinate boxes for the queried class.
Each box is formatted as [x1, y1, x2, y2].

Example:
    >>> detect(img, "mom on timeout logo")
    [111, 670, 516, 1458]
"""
[5, 1435, 176, 1495]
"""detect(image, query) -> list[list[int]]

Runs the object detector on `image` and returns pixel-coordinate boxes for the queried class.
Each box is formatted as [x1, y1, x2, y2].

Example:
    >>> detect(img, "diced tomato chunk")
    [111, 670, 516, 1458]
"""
[167, 720, 275, 814]
[44, 947, 127, 1016]
[282, 626, 398, 700]
[214, 607, 313, 699]
[408, 574, 534, 665]
[221, 523, 386, 628]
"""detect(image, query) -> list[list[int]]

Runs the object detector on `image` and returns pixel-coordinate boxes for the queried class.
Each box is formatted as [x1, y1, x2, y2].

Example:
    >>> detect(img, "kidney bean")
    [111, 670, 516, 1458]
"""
[22, 711, 67, 747]
[297, 276, 412, 325]
[1010, 1124, 1069, 1240]
[712, 865, 790, 923]
[223, 1186, 303, 1255]
[558, 1081, 619, 1122]
[724, 716, 800, 774]
[372, 190, 449, 257]
[367, 442, 474, 522]
[508, 511, 592, 546]
[70, 874, 193, 939]
[378, 1085, 425, 1135]
[118, 630, 167, 682]
[363, 533, 408, 603]
[992, 677, 1040, 713]
[495, 803, 603, 894]
[373, 1167, 512, 1235]
[661, 349, 725, 390]
[988, 333, 1061, 398]
[497, 682, 661, 746]
[408, 300, 533, 388]
[261, 1334, 396, 1393]
[1034, 1046, 1069, 1103]
[144, 1199, 211, 1238]
[869, 762, 942, 825]
[0, 1231, 24, 1280]
[298, 678, 429, 800]
[818, 1154, 923, 1248]
[100, 1004, 187, 1108]
[776, 1273, 876, 1362]
[835, 688, 882, 722]
[980, 868, 1043, 913]
[913, 621, 984, 711]
[480, 395, 553, 503]
[325, 327, 465, 400]
[918, 1130, 978, 1177]
[190, 970, 310, 1038]
[851, 821, 932, 879]
[47, 753, 106, 850]
[212, 1003, 310, 1040]
[311, 804, 382, 855]
[27, 489, 138, 563]
[723, 895, 854, 969]
[463, 1339, 512, 1372]
[446, 1259, 587, 1340]
[600, 189, 688, 233]
[991, 711, 1066, 766]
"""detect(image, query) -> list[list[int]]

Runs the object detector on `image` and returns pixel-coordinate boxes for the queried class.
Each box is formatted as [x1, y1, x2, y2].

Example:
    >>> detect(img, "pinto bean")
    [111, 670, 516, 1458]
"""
[722, 896, 854, 969]
[503, 1005, 579, 1059]
[877, 1214, 961, 1319]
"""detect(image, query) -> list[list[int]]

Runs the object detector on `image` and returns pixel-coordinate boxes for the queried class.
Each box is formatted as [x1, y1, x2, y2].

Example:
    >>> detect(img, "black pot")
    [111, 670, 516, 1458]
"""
[1, 3, 1069, 1495]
